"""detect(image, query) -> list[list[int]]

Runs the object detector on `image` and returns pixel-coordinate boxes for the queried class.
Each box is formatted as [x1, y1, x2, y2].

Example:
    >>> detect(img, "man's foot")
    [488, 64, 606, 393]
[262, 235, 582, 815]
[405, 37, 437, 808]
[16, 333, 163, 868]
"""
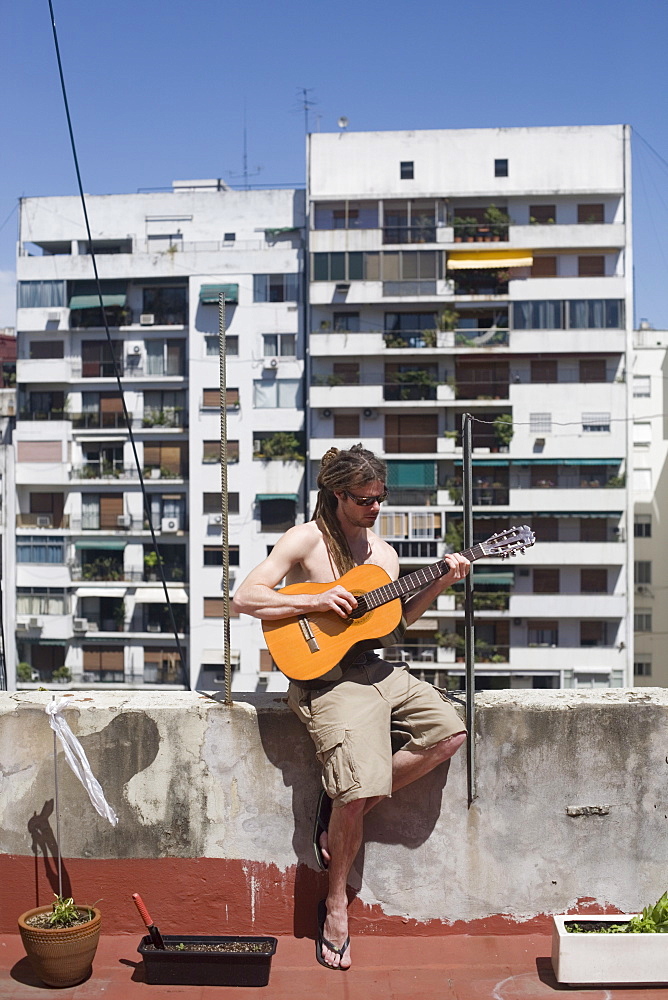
[313, 790, 332, 871]
[316, 899, 351, 971]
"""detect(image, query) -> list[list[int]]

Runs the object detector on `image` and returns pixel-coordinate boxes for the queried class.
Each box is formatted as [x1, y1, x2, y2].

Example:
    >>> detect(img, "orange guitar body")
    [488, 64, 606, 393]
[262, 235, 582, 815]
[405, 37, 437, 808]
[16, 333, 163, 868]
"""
[262, 564, 404, 681]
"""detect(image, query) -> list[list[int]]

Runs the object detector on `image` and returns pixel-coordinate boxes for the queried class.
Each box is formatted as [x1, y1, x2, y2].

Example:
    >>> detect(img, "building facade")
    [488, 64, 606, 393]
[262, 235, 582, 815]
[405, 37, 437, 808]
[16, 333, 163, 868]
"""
[631, 324, 668, 687]
[13, 182, 304, 691]
[307, 125, 634, 689]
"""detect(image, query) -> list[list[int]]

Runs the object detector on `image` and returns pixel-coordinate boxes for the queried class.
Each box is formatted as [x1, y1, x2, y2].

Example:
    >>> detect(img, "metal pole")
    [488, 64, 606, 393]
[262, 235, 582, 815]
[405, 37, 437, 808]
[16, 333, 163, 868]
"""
[218, 295, 232, 705]
[462, 413, 476, 803]
[52, 695, 63, 897]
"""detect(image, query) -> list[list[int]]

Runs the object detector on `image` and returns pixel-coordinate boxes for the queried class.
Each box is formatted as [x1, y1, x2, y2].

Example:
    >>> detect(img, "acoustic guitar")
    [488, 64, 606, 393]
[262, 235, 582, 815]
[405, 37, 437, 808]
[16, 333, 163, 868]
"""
[263, 525, 535, 681]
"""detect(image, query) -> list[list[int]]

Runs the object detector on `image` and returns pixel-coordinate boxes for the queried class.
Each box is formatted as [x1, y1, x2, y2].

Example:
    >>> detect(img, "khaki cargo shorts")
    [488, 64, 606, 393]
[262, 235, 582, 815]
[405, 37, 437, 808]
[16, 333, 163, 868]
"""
[287, 655, 465, 806]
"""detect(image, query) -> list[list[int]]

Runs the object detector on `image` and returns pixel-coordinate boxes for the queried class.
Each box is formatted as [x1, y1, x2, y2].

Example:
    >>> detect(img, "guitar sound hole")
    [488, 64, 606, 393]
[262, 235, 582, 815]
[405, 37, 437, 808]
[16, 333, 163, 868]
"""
[348, 596, 369, 622]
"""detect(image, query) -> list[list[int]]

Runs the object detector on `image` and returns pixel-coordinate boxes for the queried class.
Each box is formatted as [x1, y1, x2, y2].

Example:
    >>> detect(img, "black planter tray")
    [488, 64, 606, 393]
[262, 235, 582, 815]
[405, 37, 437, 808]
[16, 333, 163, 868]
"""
[138, 933, 278, 987]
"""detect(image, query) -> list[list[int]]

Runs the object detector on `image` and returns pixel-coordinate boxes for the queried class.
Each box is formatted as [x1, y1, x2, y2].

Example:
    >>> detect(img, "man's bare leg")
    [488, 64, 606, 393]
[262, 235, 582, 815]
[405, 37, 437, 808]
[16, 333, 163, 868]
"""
[318, 731, 466, 968]
[320, 798, 365, 969]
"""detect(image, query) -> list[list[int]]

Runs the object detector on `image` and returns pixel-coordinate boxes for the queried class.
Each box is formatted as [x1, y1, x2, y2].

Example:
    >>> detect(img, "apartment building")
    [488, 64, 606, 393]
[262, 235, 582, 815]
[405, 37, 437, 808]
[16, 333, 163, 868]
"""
[631, 324, 668, 687]
[307, 125, 633, 690]
[13, 182, 304, 692]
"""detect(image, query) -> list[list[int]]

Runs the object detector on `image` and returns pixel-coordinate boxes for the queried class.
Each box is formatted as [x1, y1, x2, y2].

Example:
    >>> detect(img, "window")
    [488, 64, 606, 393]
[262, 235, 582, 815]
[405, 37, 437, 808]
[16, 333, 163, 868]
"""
[143, 442, 185, 476]
[82, 646, 124, 683]
[253, 273, 300, 302]
[633, 422, 652, 448]
[530, 359, 558, 383]
[142, 286, 187, 325]
[633, 375, 651, 398]
[531, 256, 557, 278]
[579, 358, 607, 382]
[634, 611, 652, 633]
[203, 492, 239, 515]
[259, 498, 297, 533]
[313, 202, 378, 229]
[143, 389, 185, 427]
[204, 597, 238, 618]
[634, 561, 652, 585]
[206, 335, 237, 356]
[333, 362, 359, 385]
[204, 545, 239, 566]
[259, 649, 278, 673]
[577, 203, 604, 224]
[582, 412, 610, 432]
[634, 514, 651, 537]
[333, 413, 360, 437]
[580, 621, 608, 646]
[203, 441, 219, 463]
[580, 518, 607, 542]
[223, 232, 235, 242]
[569, 300, 623, 329]
[513, 301, 563, 330]
[633, 468, 652, 491]
[18, 280, 66, 308]
[17, 536, 65, 563]
[533, 569, 560, 593]
[529, 205, 556, 225]
[529, 412, 552, 433]
[17, 588, 66, 615]
[145, 338, 184, 376]
[578, 255, 605, 277]
[634, 659, 652, 677]
[202, 388, 239, 408]
[385, 413, 438, 453]
[29, 341, 64, 359]
[400, 161, 414, 180]
[262, 334, 296, 357]
[333, 313, 360, 332]
[528, 620, 558, 646]
[253, 379, 302, 408]
[581, 569, 607, 593]
[494, 159, 508, 177]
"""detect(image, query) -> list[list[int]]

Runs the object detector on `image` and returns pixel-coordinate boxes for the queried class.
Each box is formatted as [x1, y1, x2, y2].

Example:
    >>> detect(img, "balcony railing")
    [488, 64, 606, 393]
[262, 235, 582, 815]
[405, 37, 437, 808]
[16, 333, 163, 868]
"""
[17, 514, 70, 529]
[455, 328, 510, 347]
[390, 540, 440, 558]
[383, 280, 438, 297]
[70, 465, 140, 480]
[142, 409, 186, 428]
[454, 591, 510, 611]
[383, 224, 437, 244]
[71, 413, 136, 430]
[384, 644, 440, 663]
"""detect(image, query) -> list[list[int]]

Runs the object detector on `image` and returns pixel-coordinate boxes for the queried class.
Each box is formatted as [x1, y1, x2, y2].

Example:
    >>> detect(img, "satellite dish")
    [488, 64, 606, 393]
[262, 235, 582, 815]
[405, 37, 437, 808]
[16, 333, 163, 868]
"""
[337, 116, 349, 130]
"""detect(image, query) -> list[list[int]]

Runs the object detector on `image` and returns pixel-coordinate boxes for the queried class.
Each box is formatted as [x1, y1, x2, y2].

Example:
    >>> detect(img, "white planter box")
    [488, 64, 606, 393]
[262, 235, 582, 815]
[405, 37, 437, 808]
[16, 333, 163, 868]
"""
[552, 914, 668, 985]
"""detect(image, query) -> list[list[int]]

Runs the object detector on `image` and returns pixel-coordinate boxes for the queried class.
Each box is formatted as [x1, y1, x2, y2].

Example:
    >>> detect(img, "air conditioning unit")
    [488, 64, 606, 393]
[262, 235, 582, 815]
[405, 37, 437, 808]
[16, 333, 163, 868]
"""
[161, 516, 180, 533]
[16, 621, 28, 631]
[117, 514, 132, 528]
[131, 344, 142, 354]
[320, 409, 332, 419]
[36, 515, 53, 527]
[263, 357, 279, 369]
[140, 314, 155, 325]
[363, 408, 378, 419]
[208, 513, 223, 525]
[87, 621, 99, 632]
[29, 617, 42, 629]
[73, 617, 88, 632]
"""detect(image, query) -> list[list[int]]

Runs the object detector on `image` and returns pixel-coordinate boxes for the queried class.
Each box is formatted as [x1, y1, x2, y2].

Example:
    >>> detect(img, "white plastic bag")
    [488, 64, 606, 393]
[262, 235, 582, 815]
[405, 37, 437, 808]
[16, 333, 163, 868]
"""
[46, 697, 119, 827]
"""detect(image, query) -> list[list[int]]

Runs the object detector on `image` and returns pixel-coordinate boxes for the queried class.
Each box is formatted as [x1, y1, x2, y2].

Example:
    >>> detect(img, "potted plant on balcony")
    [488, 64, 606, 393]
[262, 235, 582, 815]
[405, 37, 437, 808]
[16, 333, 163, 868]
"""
[144, 551, 161, 581]
[552, 890, 668, 986]
[18, 894, 102, 988]
[484, 204, 511, 240]
[494, 413, 513, 451]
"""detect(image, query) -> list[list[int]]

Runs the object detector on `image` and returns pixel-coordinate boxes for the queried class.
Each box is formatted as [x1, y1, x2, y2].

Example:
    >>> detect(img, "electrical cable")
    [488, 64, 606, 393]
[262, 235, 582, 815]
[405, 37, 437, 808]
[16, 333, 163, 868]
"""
[46, 0, 187, 685]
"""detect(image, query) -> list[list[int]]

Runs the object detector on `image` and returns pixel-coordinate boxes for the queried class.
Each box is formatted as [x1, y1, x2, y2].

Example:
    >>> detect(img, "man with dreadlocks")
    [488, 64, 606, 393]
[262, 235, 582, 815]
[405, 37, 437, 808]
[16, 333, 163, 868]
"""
[233, 444, 469, 971]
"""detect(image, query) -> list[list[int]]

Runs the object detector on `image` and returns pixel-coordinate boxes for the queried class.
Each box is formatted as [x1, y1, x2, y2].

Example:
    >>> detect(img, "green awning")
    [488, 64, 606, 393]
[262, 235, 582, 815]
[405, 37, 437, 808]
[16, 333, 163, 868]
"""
[69, 294, 126, 310]
[75, 540, 126, 550]
[387, 460, 436, 488]
[472, 572, 515, 586]
[199, 284, 239, 304]
[255, 493, 299, 502]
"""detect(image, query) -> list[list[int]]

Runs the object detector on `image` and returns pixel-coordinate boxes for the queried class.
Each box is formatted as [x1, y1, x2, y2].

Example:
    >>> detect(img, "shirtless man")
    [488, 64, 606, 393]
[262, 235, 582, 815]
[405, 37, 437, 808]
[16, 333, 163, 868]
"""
[233, 444, 469, 970]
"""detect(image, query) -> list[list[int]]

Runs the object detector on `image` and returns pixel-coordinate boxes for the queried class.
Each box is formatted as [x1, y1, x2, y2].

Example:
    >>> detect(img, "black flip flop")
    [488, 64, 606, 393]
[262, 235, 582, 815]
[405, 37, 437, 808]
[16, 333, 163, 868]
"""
[313, 789, 332, 871]
[315, 899, 350, 971]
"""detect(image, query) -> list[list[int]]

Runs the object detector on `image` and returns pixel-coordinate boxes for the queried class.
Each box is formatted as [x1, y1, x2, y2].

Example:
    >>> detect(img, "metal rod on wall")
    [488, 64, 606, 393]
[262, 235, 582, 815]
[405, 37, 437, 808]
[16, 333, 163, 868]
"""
[218, 295, 232, 705]
[462, 412, 476, 804]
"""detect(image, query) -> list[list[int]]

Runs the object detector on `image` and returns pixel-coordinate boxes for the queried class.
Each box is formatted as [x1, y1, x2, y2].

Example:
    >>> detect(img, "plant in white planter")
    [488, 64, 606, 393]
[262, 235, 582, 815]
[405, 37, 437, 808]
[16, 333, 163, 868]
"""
[552, 890, 668, 986]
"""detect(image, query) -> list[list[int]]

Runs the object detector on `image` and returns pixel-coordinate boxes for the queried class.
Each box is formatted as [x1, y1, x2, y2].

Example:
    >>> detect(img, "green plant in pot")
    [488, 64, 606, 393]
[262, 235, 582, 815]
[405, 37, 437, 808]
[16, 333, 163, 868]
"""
[18, 894, 102, 988]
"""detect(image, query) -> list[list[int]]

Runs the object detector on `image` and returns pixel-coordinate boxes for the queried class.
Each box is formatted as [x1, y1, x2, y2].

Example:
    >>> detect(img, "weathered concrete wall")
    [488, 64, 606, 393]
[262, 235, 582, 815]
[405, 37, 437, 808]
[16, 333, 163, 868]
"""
[2, 689, 667, 935]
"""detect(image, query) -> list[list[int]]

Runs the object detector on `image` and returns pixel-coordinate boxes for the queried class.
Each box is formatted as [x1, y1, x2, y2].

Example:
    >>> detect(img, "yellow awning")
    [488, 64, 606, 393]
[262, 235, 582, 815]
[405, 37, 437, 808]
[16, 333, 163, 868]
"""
[447, 250, 534, 270]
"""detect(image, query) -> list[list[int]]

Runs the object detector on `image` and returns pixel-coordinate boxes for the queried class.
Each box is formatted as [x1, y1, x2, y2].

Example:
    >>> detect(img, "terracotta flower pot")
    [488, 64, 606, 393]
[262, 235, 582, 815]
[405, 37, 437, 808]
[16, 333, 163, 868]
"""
[18, 905, 102, 987]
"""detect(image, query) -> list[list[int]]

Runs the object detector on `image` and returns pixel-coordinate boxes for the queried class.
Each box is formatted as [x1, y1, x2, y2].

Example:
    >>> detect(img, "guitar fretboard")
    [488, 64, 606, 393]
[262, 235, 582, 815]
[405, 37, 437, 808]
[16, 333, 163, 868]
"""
[357, 544, 484, 612]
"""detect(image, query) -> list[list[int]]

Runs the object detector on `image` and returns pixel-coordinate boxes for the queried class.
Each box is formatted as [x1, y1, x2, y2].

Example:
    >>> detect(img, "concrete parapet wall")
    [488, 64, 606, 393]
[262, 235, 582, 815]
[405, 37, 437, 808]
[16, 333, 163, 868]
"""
[1, 689, 666, 935]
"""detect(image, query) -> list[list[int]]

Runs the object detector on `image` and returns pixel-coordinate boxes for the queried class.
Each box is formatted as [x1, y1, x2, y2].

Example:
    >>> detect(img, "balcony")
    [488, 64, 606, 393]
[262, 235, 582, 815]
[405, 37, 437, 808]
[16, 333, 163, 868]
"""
[70, 464, 140, 481]
[71, 413, 135, 430]
[16, 513, 70, 529]
[383, 223, 437, 244]
[142, 408, 186, 428]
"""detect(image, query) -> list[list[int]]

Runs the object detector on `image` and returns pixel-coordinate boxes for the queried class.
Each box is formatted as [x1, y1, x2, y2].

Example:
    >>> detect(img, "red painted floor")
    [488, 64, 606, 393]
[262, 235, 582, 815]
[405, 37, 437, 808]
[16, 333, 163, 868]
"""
[1, 933, 665, 999]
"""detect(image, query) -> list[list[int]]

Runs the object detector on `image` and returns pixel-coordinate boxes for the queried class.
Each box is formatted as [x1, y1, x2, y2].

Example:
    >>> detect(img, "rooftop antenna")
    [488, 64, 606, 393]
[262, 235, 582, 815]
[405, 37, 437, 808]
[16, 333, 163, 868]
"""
[300, 87, 316, 135]
[225, 103, 261, 188]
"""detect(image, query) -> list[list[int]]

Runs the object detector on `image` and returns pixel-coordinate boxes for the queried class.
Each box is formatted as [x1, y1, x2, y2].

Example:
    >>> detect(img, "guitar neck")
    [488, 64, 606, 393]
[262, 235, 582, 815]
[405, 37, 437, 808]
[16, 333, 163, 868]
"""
[361, 544, 485, 611]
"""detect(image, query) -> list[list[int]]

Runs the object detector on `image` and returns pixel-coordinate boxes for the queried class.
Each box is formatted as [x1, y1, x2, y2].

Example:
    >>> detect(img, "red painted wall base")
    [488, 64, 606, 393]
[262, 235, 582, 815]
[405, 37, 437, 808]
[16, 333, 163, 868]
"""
[3, 855, 608, 936]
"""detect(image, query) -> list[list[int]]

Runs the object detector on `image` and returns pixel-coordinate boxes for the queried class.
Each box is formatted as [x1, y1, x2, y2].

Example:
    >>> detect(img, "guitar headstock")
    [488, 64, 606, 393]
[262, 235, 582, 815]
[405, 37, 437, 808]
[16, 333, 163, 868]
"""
[479, 525, 535, 559]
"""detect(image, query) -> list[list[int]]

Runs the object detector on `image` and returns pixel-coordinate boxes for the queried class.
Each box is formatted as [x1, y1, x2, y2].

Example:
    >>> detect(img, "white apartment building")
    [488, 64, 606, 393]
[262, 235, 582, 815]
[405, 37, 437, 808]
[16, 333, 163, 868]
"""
[307, 125, 633, 690]
[632, 325, 668, 687]
[13, 182, 304, 692]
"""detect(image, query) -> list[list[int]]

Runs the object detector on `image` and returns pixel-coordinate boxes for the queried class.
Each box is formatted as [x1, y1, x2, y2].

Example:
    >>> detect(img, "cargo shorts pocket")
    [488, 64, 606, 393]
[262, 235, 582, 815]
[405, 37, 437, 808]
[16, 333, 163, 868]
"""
[311, 726, 360, 798]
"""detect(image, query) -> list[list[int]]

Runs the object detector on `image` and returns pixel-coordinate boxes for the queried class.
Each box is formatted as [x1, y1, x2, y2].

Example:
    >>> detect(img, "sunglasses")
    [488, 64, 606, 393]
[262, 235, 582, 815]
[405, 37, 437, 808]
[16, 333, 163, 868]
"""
[343, 490, 389, 507]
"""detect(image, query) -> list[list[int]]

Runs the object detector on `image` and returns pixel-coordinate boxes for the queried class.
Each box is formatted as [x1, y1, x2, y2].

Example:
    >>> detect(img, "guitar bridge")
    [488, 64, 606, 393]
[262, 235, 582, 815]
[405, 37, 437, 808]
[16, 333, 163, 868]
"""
[298, 616, 320, 653]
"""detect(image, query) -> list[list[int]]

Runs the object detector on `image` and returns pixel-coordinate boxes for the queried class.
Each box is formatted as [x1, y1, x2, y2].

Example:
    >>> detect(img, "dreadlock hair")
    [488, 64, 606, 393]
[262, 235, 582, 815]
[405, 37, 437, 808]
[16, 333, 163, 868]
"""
[312, 443, 387, 575]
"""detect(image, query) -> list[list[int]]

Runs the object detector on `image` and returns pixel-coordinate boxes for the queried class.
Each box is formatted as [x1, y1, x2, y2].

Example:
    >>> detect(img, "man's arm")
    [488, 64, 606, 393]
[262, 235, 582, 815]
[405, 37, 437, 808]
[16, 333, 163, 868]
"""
[232, 525, 358, 621]
[402, 552, 470, 626]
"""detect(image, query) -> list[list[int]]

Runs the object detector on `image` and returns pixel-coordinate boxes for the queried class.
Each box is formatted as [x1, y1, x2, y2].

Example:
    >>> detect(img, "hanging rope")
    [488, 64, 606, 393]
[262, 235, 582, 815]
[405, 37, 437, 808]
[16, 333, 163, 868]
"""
[218, 295, 232, 704]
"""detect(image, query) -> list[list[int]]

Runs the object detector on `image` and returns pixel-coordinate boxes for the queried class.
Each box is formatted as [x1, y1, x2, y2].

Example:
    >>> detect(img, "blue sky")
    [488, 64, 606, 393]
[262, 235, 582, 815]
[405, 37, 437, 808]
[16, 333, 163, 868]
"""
[1, 0, 667, 327]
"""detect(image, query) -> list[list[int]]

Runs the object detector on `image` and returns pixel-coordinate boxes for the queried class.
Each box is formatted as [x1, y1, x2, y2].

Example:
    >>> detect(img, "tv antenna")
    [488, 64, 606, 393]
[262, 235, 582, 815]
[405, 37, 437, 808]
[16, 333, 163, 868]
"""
[299, 87, 317, 135]
[225, 104, 261, 189]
